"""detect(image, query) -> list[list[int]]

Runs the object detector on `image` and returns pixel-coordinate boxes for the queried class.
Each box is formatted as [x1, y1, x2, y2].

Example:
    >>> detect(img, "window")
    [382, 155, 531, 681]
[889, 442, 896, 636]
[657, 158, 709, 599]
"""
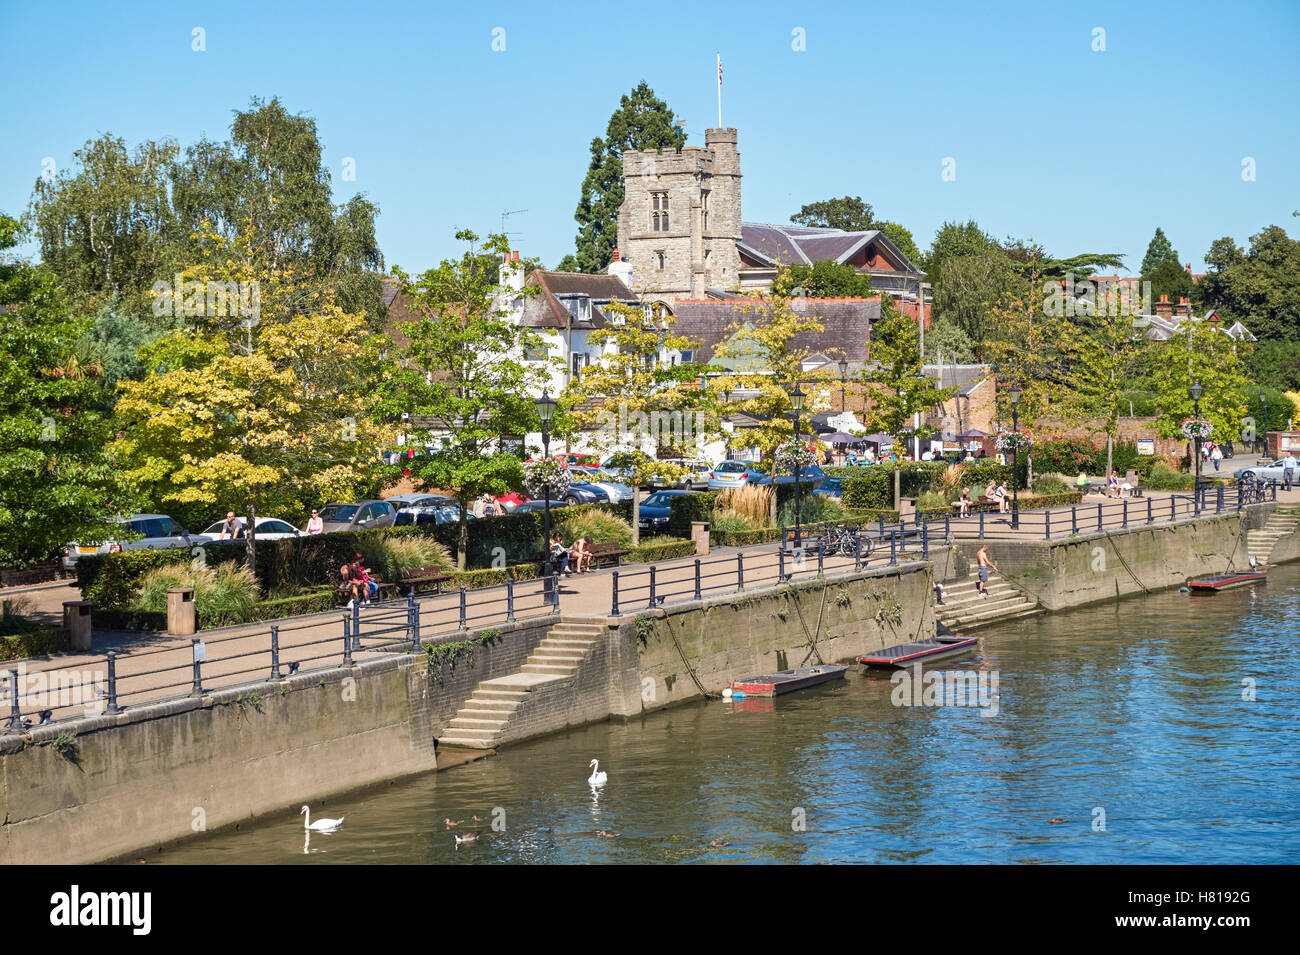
[701, 190, 709, 233]
[524, 342, 547, 360]
[651, 192, 669, 231]
[680, 350, 694, 364]
[656, 251, 666, 270]
[572, 352, 589, 377]
[263, 521, 296, 535]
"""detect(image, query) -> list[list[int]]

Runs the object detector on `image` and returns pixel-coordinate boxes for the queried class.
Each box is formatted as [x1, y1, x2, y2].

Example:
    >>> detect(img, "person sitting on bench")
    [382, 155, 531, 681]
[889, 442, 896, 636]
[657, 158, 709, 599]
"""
[351, 554, 380, 604]
[570, 536, 592, 574]
[995, 480, 1010, 514]
[338, 561, 363, 607]
[548, 533, 571, 576]
[956, 487, 972, 517]
[1076, 471, 1091, 491]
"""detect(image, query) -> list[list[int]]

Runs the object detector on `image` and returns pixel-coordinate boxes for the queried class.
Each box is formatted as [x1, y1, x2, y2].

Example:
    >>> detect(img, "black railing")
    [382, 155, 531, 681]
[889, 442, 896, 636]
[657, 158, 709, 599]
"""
[2, 575, 560, 731]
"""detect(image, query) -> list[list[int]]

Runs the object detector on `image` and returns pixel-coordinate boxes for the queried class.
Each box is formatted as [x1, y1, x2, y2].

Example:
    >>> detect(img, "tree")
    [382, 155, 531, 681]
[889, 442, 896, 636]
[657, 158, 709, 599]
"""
[1197, 225, 1300, 340]
[923, 314, 975, 364]
[1061, 311, 1148, 476]
[1245, 340, 1300, 393]
[1140, 227, 1179, 278]
[860, 297, 956, 450]
[1150, 321, 1249, 453]
[113, 226, 382, 570]
[560, 302, 715, 544]
[1145, 258, 1196, 305]
[791, 196, 875, 232]
[770, 260, 874, 299]
[373, 232, 551, 568]
[878, 222, 923, 268]
[572, 83, 687, 273]
[0, 213, 133, 566]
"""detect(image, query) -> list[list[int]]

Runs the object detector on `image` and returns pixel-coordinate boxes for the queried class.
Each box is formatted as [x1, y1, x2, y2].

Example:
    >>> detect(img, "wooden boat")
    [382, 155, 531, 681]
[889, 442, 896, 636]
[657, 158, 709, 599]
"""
[1187, 571, 1267, 593]
[729, 664, 848, 698]
[858, 622, 978, 669]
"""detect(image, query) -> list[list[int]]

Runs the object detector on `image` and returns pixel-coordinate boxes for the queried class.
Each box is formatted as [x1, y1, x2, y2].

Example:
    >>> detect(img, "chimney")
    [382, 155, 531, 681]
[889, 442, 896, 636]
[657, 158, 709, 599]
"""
[1185, 263, 1192, 273]
[607, 247, 634, 288]
[1155, 293, 1173, 320]
[1178, 296, 1192, 317]
[499, 249, 525, 293]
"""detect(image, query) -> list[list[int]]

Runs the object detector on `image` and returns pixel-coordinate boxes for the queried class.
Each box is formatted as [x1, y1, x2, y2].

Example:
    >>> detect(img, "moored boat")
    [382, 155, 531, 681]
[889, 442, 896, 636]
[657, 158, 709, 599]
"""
[858, 622, 979, 669]
[728, 664, 848, 698]
[1187, 571, 1267, 593]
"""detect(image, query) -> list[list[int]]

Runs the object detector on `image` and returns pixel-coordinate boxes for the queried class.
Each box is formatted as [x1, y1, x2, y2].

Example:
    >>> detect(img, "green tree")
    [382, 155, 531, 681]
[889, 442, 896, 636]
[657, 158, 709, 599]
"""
[771, 260, 874, 298]
[1140, 227, 1179, 278]
[1145, 258, 1196, 305]
[791, 196, 875, 232]
[1149, 321, 1250, 453]
[1197, 225, 1300, 340]
[860, 297, 957, 449]
[560, 303, 714, 544]
[0, 214, 130, 566]
[1061, 311, 1148, 475]
[374, 232, 551, 568]
[928, 221, 1016, 347]
[572, 83, 687, 273]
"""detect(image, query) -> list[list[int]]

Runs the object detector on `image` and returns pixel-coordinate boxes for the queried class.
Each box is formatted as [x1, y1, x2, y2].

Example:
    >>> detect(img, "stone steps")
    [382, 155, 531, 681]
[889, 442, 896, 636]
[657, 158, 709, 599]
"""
[936, 571, 1039, 630]
[437, 618, 605, 750]
[1245, 515, 1298, 565]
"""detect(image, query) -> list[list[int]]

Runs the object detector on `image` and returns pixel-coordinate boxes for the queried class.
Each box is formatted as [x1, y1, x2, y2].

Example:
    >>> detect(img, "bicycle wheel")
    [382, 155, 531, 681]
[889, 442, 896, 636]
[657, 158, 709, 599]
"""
[838, 536, 856, 558]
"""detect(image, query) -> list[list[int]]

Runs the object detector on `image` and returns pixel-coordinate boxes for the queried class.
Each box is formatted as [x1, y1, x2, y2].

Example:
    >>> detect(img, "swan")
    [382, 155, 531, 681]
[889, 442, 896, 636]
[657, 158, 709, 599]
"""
[588, 758, 608, 787]
[300, 805, 344, 831]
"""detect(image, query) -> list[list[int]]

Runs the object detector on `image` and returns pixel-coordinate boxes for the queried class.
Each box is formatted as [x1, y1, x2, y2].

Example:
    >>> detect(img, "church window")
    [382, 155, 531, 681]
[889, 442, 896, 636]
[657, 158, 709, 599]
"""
[651, 192, 669, 231]
[701, 190, 710, 232]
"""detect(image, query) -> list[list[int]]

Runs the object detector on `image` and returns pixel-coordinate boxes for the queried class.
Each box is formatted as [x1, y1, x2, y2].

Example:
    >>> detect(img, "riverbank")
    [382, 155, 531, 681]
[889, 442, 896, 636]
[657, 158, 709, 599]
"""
[2, 501, 1296, 863]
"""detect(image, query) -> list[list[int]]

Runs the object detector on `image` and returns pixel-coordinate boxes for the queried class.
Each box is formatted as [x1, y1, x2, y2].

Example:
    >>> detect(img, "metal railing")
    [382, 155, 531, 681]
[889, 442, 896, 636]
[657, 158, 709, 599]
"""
[2, 575, 560, 731]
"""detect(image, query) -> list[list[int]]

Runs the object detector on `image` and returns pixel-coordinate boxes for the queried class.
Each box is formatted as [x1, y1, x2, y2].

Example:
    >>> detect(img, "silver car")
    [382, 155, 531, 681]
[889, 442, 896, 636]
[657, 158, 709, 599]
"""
[1233, 459, 1296, 483]
[569, 466, 635, 503]
[708, 460, 761, 491]
[63, 514, 205, 571]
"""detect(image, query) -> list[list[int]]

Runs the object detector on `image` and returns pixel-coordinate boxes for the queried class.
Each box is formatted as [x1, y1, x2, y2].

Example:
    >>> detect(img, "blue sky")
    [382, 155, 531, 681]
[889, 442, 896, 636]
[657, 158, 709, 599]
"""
[2, 0, 1297, 273]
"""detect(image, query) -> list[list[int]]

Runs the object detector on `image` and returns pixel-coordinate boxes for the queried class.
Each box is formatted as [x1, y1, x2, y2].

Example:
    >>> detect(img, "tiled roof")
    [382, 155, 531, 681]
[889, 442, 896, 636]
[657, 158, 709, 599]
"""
[670, 296, 881, 366]
[518, 270, 639, 329]
[738, 222, 922, 274]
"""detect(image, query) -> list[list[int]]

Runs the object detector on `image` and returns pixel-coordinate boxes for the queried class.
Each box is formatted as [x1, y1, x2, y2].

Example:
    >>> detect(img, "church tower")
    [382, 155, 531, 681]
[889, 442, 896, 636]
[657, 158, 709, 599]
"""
[615, 128, 742, 301]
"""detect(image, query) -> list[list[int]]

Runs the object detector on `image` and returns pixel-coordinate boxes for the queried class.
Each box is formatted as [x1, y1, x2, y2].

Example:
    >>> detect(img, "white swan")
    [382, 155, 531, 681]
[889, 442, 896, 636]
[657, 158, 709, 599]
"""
[588, 758, 608, 787]
[300, 805, 344, 831]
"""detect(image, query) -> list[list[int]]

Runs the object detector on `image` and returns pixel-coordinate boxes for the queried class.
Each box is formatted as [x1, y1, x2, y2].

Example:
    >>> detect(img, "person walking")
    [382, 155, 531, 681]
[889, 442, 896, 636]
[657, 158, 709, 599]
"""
[1284, 451, 1297, 491]
[1211, 445, 1223, 472]
[976, 543, 998, 598]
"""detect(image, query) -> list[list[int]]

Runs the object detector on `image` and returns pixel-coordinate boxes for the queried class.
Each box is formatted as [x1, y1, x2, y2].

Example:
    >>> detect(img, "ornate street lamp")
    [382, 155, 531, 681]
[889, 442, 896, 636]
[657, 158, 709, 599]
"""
[789, 383, 806, 546]
[1008, 383, 1022, 529]
[838, 358, 849, 413]
[535, 389, 557, 585]
[1190, 381, 1203, 514]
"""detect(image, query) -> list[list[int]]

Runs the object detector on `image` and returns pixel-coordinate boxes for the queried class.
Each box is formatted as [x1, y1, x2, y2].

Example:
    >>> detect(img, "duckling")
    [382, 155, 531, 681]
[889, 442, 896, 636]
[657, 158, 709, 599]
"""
[596, 829, 619, 838]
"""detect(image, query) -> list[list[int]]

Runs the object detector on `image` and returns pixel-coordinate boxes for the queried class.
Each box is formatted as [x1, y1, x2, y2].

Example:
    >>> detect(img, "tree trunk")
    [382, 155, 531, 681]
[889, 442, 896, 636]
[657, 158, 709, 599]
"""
[456, 502, 468, 571]
[893, 465, 901, 511]
[1106, 433, 1114, 479]
[631, 486, 641, 547]
[245, 502, 257, 579]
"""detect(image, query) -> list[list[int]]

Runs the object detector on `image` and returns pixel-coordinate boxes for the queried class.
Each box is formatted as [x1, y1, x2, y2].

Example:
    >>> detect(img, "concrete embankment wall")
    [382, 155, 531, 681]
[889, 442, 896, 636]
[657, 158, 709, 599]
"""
[938, 508, 1270, 612]
[0, 616, 553, 865]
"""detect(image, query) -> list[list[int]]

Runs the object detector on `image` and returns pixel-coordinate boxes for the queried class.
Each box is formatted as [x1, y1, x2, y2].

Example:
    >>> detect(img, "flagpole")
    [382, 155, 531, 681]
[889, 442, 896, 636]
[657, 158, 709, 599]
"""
[716, 53, 722, 128]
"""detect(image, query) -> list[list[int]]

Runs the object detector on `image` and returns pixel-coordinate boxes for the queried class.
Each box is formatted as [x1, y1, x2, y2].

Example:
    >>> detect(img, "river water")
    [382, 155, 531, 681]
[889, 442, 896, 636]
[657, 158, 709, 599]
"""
[152, 564, 1300, 864]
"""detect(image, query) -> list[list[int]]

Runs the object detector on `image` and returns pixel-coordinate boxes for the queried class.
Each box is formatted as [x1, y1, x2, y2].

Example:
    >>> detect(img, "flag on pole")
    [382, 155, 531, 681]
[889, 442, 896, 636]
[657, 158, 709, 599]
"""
[717, 54, 722, 86]
[716, 53, 723, 128]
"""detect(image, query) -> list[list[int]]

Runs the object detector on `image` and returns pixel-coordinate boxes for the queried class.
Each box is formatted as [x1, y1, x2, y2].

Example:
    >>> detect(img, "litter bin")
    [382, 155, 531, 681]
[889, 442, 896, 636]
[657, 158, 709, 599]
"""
[63, 601, 92, 651]
[691, 521, 710, 556]
[167, 588, 196, 636]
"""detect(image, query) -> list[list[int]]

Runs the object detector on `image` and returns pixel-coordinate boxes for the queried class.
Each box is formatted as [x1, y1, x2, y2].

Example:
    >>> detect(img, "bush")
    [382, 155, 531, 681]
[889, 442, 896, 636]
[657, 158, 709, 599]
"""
[624, 537, 697, 563]
[555, 508, 634, 548]
[1144, 466, 1196, 491]
[917, 491, 949, 511]
[133, 560, 260, 629]
[841, 469, 893, 509]
[667, 491, 721, 538]
[1, 628, 71, 660]
[710, 527, 782, 547]
[778, 493, 844, 528]
[710, 510, 758, 535]
[382, 536, 455, 578]
[1032, 474, 1071, 495]
[1035, 437, 1101, 476]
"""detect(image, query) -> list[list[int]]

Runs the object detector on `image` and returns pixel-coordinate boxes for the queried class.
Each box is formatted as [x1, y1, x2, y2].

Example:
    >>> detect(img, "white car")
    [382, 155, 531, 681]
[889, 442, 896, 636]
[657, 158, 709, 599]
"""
[198, 517, 303, 541]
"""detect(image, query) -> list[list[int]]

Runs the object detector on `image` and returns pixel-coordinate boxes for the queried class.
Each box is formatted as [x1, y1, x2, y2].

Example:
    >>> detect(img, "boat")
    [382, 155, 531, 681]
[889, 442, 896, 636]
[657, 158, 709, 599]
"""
[1187, 571, 1267, 593]
[858, 622, 979, 669]
[728, 664, 849, 697]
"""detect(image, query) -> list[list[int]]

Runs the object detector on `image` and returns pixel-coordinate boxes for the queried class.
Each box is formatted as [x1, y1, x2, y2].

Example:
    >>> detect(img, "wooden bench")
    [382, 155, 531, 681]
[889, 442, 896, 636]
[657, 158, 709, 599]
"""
[587, 542, 628, 569]
[399, 566, 449, 594]
[328, 570, 397, 604]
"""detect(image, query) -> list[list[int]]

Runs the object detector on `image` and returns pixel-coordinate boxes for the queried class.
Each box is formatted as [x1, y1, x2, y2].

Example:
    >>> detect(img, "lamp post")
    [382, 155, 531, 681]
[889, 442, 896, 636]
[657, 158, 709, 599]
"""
[838, 358, 848, 414]
[913, 371, 926, 461]
[1190, 381, 1203, 515]
[789, 383, 806, 547]
[1259, 388, 1268, 455]
[1008, 383, 1022, 530]
[535, 388, 557, 589]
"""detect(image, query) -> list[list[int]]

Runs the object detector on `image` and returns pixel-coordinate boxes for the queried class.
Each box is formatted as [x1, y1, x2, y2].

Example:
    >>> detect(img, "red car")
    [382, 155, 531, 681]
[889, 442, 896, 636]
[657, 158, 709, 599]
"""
[494, 492, 528, 512]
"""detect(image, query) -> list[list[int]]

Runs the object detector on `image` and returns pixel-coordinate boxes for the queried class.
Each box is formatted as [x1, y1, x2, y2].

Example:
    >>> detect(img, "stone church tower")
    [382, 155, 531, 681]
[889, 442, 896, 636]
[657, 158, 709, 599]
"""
[615, 128, 743, 300]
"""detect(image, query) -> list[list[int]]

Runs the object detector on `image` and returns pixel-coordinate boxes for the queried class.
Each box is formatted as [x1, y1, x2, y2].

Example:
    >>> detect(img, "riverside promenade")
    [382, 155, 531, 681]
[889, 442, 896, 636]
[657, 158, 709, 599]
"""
[3, 485, 1288, 728]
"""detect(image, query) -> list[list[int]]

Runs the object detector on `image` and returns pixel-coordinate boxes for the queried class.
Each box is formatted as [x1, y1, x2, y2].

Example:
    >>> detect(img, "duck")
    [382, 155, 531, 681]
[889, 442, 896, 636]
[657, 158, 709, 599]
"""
[300, 805, 344, 831]
[596, 829, 619, 838]
[454, 832, 479, 845]
[1049, 818, 1067, 825]
[588, 758, 608, 787]
[444, 817, 463, 829]
[710, 839, 730, 848]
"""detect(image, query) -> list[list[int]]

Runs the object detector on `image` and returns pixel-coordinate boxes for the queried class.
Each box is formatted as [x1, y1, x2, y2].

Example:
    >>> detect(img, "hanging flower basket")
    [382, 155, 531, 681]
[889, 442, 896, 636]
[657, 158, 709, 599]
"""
[995, 428, 1033, 452]
[774, 441, 818, 473]
[522, 458, 571, 498]
[1180, 417, 1213, 441]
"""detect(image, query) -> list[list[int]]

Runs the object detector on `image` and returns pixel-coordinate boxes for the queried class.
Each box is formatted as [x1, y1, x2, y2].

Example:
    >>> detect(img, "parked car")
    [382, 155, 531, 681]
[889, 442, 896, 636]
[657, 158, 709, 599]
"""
[494, 492, 528, 512]
[707, 460, 762, 491]
[513, 499, 573, 514]
[1233, 459, 1292, 483]
[748, 464, 827, 489]
[386, 494, 456, 526]
[198, 516, 303, 541]
[569, 466, 635, 503]
[637, 489, 699, 535]
[317, 500, 398, 533]
[63, 514, 205, 571]
[655, 458, 712, 489]
[562, 482, 607, 505]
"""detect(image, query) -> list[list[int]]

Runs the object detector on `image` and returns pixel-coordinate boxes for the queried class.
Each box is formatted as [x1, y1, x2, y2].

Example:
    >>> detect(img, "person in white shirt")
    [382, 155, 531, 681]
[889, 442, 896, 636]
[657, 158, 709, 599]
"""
[1211, 445, 1223, 471]
[1284, 452, 1297, 490]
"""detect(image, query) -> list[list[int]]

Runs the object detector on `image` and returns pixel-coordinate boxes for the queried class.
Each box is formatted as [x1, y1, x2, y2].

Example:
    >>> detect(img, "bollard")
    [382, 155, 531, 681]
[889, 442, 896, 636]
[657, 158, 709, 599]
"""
[1045, 511, 1051, 541]
[551, 573, 560, 611]
[817, 539, 824, 575]
[1122, 499, 1128, 528]
[979, 509, 985, 538]
[878, 514, 885, 541]
[352, 599, 360, 645]
[1216, 485, 1224, 513]
[342, 617, 353, 666]
[737, 552, 745, 590]
[459, 587, 467, 630]
[1171, 495, 1176, 523]
[944, 513, 951, 540]
[506, 577, 515, 622]
[1097, 501, 1103, 531]
[694, 559, 702, 601]
[6, 669, 23, 731]
[1071, 504, 1078, 536]
[411, 603, 422, 651]
[922, 519, 929, 559]
[778, 547, 786, 582]
[1147, 497, 1153, 525]
[648, 566, 657, 608]
[270, 625, 282, 679]
[190, 638, 204, 696]
[890, 529, 897, 565]
[611, 571, 621, 616]
[106, 651, 120, 713]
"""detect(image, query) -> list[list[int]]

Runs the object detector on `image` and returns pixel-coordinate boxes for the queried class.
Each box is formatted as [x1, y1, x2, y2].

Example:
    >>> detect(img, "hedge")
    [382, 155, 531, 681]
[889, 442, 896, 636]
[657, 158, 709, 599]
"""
[916, 491, 1085, 516]
[710, 527, 782, 547]
[623, 538, 697, 563]
[667, 491, 721, 538]
[0, 628, 71, 661]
